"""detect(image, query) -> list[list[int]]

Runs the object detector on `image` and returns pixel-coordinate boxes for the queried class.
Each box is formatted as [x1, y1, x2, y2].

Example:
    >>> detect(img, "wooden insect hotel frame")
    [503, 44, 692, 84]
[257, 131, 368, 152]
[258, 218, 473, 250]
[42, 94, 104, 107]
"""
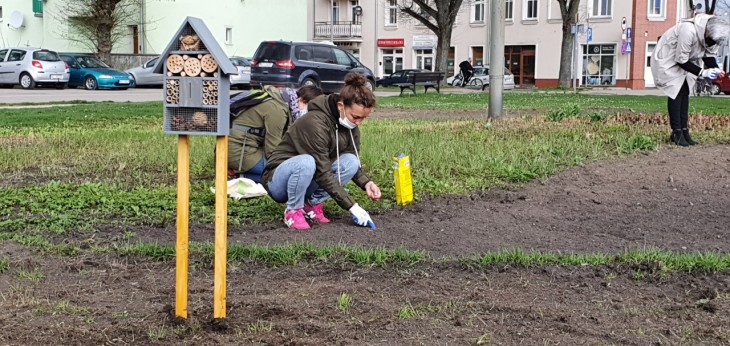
[154, 17, 236, 321]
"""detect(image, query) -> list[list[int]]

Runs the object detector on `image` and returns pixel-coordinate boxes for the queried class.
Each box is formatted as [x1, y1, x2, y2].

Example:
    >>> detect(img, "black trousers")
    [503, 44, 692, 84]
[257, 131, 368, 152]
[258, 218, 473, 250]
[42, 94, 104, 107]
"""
[667, 81, 690, 130]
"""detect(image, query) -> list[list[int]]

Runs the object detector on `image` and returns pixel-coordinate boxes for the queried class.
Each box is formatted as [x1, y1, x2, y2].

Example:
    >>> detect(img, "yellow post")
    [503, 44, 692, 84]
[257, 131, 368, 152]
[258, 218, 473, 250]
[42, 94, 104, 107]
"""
[213, 136, 228, 319]
[175, 135, 190, 318]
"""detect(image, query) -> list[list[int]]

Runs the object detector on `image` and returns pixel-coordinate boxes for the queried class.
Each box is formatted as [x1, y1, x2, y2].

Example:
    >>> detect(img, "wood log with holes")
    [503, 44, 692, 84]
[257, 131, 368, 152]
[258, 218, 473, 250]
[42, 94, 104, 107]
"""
[200, 54, 218, 73]
[183, 58, 202, 77]
[166, 54, 184, 74]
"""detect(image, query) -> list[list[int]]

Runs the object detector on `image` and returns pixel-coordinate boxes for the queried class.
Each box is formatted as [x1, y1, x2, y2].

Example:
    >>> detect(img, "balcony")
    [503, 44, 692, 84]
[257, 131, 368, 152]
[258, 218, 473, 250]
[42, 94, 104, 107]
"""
[314, 21, 363, 41]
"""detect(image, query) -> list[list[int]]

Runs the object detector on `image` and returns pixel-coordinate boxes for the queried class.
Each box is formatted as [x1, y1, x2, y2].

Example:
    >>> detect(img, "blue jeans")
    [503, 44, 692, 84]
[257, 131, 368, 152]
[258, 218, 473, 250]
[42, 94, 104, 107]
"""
[266, 153, 359, 211]
[242, 157, 266, 183]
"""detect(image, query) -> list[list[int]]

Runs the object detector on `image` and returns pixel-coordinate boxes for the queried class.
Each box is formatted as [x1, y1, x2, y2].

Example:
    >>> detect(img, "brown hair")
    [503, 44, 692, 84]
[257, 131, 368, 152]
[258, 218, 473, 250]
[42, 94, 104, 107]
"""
[339, 72, 376, 108]
[296, 85, 324, 103]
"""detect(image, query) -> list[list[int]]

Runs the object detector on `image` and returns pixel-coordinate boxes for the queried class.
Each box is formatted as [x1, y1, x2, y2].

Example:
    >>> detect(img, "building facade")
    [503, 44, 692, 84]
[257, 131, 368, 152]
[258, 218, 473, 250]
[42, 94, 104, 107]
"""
[309, 0, 716, 89]
[0, 0, 309, 58]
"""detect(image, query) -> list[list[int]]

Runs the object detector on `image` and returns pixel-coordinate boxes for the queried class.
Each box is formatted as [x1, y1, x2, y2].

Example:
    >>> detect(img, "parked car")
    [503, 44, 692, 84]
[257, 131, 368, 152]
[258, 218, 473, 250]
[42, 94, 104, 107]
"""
[711, 74, 730, 95]
[376, 69, 429, 87]
[59, 54, 135, 90]
[0, 47, 69, 89]
[447, 65, 516, 90]
[229, 56, 251, 89]
[250, 40, 376, 93]
[125, 56, 163, 87]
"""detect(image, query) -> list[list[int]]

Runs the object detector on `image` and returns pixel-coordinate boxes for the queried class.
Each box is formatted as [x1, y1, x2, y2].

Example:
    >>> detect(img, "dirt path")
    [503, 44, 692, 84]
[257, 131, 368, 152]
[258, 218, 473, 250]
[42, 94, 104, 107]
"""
[3, 141, 730, 345]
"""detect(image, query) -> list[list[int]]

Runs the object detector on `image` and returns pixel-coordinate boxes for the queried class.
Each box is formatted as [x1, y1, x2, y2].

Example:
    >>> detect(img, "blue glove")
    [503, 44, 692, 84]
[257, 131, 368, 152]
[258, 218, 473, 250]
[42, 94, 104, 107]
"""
[700, 68, 722, 80]
[349, 203, 377, 229]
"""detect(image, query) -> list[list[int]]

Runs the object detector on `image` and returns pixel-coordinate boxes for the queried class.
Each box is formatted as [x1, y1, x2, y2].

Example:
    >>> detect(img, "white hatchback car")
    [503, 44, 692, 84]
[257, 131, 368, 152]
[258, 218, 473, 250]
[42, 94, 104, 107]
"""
[447, 65, 515, 90]
[0, 48, 70, 89]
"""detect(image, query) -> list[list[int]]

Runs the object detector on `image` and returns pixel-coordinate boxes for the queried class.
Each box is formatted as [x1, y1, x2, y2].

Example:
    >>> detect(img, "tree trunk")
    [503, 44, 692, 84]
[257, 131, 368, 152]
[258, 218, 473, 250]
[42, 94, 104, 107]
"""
[558, 24, 575, 88]
[436, 27, 453, 83]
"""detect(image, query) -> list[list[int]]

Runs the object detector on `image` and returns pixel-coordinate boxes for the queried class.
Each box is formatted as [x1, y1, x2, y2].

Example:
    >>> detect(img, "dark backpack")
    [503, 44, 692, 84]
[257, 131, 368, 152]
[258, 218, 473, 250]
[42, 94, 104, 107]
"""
[229, 89, 273, 125]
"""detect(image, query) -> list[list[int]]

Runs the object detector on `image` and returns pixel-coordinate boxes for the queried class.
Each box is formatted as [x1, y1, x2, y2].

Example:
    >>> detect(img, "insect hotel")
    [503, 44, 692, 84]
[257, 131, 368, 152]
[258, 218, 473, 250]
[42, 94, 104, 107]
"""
[153, 17, 236, 322]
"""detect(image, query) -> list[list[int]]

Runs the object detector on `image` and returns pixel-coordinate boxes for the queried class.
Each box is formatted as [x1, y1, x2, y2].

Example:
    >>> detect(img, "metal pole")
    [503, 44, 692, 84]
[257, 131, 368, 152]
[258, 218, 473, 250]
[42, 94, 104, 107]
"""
[488, 0, 505, 119]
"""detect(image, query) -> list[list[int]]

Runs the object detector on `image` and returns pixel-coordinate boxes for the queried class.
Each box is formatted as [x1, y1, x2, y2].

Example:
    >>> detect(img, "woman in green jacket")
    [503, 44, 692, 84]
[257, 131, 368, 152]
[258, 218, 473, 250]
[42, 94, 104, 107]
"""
[228, 85, 322, 182]
[262, 73, 381, 230]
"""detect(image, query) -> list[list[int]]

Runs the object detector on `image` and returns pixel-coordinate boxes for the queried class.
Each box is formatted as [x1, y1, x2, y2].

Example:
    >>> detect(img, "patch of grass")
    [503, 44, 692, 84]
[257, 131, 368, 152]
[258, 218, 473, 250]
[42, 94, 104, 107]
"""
[397, 303, 421, 319]
[247, 320, 273, 333]
[147, 325, 167, 341]
[0, 257, 9, 273]
[631, 271, 646, 281]
[18, 269, 44, 282]
[337, 293, 352, 313]
[616, 135, 657, 153]
[52, 300, 90, 315]
[546, 103, 581, 122]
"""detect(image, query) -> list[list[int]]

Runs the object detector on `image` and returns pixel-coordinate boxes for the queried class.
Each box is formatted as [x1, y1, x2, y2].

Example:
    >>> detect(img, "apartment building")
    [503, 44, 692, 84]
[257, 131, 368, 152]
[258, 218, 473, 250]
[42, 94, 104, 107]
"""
[0, 0, 308, 58]
[310, 0, 708, 89]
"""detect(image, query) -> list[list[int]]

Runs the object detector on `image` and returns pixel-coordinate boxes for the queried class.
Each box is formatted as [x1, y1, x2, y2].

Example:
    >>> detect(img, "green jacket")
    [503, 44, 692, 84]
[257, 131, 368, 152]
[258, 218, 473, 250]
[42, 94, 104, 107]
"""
[262, 94, 372, 210]
[228, 86, 290, 172]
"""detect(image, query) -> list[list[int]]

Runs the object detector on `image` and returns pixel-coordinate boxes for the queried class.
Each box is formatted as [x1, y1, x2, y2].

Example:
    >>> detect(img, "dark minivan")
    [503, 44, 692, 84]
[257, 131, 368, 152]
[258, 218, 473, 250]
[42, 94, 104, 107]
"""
[250, 41, 375, 93]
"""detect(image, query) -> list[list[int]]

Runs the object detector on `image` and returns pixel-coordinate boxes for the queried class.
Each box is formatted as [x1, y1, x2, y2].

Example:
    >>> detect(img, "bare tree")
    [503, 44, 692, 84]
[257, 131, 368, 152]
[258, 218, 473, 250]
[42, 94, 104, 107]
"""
[55, 0, 141, 63]
[557, 0, 581, 87]
[398, 0, 465, 81]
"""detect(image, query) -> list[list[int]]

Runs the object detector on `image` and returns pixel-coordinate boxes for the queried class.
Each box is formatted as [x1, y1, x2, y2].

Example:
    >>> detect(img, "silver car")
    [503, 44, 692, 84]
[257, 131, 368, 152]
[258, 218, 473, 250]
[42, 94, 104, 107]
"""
[229, 56, 251, 89]
[0, 48, 70, 89]
[125, 56, 163, 87]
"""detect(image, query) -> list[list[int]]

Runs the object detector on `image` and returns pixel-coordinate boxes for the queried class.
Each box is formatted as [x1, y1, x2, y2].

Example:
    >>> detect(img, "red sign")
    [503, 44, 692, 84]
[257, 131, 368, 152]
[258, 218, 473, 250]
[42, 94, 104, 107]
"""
[377, 38, 405, 47]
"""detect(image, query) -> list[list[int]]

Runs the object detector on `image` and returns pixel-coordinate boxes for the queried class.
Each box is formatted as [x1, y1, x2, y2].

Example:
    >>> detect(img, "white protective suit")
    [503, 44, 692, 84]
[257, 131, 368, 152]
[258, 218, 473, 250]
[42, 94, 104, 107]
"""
[651, 14, 720, 99]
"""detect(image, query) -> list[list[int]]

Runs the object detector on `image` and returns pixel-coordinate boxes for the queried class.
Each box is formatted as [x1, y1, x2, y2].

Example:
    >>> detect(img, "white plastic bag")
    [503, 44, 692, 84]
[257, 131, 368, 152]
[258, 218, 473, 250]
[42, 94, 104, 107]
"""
[210, 177, 268, 200]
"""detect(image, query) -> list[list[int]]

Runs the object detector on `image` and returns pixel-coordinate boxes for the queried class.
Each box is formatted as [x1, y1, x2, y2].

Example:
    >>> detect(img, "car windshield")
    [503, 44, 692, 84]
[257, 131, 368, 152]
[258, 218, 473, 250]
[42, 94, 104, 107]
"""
[33, 50, 61, 62]
[75, 56, 110, 68]
[254, 42, 290, 61]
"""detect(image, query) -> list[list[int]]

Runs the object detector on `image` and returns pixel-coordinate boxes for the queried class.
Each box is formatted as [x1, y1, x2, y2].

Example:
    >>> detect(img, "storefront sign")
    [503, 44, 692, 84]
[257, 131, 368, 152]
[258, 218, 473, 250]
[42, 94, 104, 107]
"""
[412, 35, 436, 49]
[377, 38, 405, 47]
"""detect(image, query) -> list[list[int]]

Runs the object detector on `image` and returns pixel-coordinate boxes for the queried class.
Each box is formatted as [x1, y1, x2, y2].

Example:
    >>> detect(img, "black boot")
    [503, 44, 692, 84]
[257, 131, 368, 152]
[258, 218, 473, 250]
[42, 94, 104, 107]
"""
[671, 129, 690, 147]
[682, 128, 698, 145]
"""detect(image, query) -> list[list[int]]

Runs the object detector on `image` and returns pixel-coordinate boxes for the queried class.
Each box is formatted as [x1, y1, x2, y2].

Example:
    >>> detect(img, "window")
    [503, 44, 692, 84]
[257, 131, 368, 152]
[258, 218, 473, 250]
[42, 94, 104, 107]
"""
[583, 44, 616, 86]
[648, 0, 665, 18]
[8, 49, 27, 62]
[332, 0, 340, 23]
[472, 0, 485, 23]
[334, 49, 353, 66]
[386, 0, 398, 26]
[225, 27, 233, 45]
[313, 46, 334, 63]
[0, 50, 7, 62]
[505, 0, 514, 20]
[524, 0, 538, 20]
[295, 46, 314, 61]
[591, 0, 612, 17]
[415, 49, 434, 71]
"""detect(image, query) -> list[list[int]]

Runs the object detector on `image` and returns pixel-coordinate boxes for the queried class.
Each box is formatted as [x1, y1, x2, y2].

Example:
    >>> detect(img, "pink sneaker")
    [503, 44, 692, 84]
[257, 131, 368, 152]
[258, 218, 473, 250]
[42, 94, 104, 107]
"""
[304, 204, 331, 224]
[284, 209, 310, 230]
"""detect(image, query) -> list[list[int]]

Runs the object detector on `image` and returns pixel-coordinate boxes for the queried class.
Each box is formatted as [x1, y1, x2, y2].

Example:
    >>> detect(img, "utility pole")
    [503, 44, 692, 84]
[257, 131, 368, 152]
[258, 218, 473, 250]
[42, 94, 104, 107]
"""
[488, 0, 505, 119]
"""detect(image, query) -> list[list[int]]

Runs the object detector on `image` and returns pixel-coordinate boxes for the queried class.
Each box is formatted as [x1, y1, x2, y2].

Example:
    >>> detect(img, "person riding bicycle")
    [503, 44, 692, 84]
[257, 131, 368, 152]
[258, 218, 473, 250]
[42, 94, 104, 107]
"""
[458, 59, 474, 87]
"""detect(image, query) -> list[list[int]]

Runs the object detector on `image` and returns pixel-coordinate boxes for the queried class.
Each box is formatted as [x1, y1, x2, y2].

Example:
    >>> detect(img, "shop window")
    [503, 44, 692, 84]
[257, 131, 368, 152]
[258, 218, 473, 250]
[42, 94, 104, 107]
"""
[583, 44, 616, 86]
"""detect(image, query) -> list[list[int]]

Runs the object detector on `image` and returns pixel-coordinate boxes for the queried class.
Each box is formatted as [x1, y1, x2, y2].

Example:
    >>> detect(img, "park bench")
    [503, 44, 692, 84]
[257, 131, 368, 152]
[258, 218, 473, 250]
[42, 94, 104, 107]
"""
[393, 71, 445, 96]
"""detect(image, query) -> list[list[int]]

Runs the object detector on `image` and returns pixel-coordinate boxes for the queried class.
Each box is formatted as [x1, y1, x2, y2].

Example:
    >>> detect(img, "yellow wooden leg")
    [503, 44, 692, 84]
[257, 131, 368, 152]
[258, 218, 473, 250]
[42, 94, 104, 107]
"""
[175, 135, 190, 319]
[213, 136, 228, 319]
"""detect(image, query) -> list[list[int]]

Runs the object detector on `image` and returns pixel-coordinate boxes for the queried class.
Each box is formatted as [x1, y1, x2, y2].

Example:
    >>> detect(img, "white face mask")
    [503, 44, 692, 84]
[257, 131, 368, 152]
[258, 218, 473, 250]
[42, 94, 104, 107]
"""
[339, 116, 357, 129]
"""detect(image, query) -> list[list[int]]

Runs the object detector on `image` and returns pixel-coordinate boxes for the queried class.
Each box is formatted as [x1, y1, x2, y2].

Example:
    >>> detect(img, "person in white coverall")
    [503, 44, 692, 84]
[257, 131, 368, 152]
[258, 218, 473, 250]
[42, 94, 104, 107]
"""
[651, 14, 730, 146]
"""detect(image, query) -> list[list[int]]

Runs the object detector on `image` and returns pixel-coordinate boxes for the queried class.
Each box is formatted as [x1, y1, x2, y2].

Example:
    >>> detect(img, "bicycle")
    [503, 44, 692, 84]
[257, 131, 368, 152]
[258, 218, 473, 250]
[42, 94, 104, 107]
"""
[451, 70, 483, 88]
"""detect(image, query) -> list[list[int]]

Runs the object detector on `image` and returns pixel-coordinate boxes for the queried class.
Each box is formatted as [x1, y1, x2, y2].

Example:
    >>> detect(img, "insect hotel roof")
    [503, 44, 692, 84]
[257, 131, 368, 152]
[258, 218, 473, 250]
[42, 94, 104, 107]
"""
[153, 16, 236, 75]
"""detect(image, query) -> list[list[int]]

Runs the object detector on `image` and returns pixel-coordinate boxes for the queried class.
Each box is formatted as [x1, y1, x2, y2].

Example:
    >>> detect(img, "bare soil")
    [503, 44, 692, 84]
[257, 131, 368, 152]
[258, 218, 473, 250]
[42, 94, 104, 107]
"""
[2, 115, 730, 345]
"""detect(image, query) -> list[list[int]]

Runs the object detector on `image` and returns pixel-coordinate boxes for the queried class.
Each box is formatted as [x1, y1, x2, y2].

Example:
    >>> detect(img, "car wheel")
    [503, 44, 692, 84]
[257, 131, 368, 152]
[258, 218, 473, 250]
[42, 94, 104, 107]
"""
[20, 73, 36, 89]
[366, 79, 375, 91]
[84, 76, 98, 90]
[710, 83, 721, 95]
[301, 77, 319, 88]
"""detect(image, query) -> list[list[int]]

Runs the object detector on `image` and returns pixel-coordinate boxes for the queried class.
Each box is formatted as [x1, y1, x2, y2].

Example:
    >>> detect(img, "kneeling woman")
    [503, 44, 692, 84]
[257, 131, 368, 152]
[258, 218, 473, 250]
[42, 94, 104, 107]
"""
[262, 73, 381, 230]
